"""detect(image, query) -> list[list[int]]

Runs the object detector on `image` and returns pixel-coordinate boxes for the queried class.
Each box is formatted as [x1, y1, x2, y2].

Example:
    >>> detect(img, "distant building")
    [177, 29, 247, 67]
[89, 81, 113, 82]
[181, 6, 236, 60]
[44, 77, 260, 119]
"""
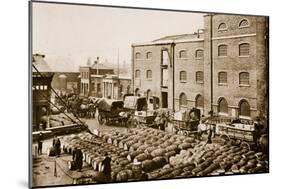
[79, 61, 131, 99]
[79, 63, 114, 97]
[52, 72, 80, 95]
[132, 14, 268, 120]
[32, 54, 54, 131]
[103, 74, 131, 100]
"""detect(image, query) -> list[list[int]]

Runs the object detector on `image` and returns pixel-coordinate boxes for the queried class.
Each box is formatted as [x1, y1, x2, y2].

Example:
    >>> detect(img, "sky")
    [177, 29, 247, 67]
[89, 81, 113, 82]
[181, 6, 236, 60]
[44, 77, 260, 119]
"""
[32, 2, 204, 72]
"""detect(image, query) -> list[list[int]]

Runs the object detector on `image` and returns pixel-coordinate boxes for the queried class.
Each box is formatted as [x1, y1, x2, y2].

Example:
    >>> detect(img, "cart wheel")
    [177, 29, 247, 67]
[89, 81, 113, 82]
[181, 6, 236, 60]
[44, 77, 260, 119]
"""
[178, 130, 183, 136]
[183, 131, 189, 136]
[98, 114, 105, 125]
[234, 139, 242, 146]
[220, 134, 231, 145]
[240, 141, 251, 151]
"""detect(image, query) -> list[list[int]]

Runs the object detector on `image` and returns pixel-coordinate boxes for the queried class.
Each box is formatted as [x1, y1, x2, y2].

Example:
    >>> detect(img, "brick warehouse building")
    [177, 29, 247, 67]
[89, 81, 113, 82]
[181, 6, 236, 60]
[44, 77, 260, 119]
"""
[131, 14, 268, 120]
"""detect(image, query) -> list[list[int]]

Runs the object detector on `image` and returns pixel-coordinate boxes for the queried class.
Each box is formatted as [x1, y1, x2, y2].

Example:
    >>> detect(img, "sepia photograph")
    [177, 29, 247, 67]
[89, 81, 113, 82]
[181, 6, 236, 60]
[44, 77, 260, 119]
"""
[30, 1, 269, 188]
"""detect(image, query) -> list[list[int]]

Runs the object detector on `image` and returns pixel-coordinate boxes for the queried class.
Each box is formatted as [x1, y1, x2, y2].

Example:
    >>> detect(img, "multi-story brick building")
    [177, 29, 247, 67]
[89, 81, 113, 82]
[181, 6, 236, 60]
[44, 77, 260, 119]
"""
[132, 14, 268, 120]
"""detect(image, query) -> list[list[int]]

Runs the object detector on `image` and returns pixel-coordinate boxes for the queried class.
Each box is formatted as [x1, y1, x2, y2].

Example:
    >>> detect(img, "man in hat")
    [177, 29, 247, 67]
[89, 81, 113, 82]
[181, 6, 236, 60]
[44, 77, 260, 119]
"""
[101, 152, 111, 182]
[52, 135, 61, 157]
[73, 147, 83, 172]
[38, 132, 43, 155]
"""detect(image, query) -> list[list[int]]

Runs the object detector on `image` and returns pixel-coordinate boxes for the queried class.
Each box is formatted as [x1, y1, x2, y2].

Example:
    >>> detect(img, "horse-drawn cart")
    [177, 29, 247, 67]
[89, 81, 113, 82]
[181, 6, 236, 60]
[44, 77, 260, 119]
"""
[97, 99, 127, 126]
[216, 123, 255, 150]
[172, 108, 201, 136]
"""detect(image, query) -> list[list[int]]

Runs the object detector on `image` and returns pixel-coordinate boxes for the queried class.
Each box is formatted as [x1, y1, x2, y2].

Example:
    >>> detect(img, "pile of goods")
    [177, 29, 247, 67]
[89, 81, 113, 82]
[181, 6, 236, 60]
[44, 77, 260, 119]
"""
[62, 132, 140, 182]
[99, 127, 268, 180]
[61, 126, 269, 182]
[99, 127, 197, 173]
[148, 142, 268, 179]
[49, 113, 79, 127]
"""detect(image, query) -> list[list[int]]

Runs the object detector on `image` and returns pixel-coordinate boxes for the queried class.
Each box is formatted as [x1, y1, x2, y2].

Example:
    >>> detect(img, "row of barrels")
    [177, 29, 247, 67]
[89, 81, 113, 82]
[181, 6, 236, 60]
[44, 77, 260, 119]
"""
[148, 141, 269, 179]
[62, 133, 143, 182]
[98, 127, 198, 173]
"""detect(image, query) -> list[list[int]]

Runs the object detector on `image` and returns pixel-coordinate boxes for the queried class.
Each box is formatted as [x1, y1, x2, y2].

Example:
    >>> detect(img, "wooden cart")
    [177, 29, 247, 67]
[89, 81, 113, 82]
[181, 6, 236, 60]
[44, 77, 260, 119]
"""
[216, 123, 255, 150]
[97, 98, 127, 126]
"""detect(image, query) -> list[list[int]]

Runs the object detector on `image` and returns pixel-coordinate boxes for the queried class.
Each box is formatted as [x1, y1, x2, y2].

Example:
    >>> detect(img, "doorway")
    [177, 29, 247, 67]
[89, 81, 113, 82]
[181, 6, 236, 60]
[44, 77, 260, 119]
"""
[161, 92, 168, 108]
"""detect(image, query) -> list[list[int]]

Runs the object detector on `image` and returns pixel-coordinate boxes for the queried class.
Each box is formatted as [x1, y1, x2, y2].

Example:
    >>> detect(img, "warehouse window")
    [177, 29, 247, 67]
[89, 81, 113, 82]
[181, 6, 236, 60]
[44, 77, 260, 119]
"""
[218, 23, 227, 30]
[218, 72, 227, 84]
[180, 71, 187, 81]
[196, 71, 204, 83]
[195, 95, 204, 108]
[239, 43, 250, 56]
[239, 100, 250, 117]
[135, 52, 141, 59]
[146, 70, 152, 80]
[195, 49, 204, 58]
[135, 70, 141, 78]
[146, 52, 152, 59]
[179, 93, 187, 109]
[218, 98, 228, 114]
[179, 50, 187, 59]
[218, 45, 227, 56]
[239, 72, 250, 85]
[239, 19, 250, 28]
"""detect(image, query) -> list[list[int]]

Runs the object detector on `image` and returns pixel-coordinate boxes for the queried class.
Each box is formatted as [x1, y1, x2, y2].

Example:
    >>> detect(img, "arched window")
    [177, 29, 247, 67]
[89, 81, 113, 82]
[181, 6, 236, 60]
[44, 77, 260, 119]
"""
[218, 98, 228, 114]
[195, 95, 204, 108]
[179, 93, 187, 109]
[218, 23, 227, 30]
[218, 72, 227, 84]
[146, 70, 152, 80]
[135, 70, 141, 78]
[239, 43, 250, 56]
[147, 89, 151, 97]
[196, 71, 204, 83]
[239, 100, 250, 117]
[195, 49, 204, 58]
[239, 72, 250, 85]
[218, 45, 227, 56]
[239, 19, 250, 28]
[135, 52, 141, 59]
[135, 88, 140, 96]
[180, 71, 187, 81]
[179, 50, 187, 59]
[146, 52, 152, 59]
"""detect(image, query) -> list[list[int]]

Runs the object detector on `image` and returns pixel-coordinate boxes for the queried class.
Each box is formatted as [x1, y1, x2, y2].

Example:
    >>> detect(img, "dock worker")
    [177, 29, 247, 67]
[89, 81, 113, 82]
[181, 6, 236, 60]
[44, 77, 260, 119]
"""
[38, 132, 43, 155]
[101, 152, 112, 182]
[73, 147, 83, 172]
[52, 135, 61, 157]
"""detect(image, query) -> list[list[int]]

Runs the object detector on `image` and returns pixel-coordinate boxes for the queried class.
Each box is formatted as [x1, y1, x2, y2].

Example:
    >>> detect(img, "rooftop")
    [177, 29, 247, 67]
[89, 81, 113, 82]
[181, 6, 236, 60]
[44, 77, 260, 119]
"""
[132, 31, 204, 47]
[32, 54, 52, 73]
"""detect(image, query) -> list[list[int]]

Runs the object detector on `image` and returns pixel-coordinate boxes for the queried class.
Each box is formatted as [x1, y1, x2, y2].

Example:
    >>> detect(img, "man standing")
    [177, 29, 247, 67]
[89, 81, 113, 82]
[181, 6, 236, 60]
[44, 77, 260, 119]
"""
[38, 132, 43, 155]
[53, 135, 61, 157]
[73, 147, 83, 172]
[101, 152, 111, 182]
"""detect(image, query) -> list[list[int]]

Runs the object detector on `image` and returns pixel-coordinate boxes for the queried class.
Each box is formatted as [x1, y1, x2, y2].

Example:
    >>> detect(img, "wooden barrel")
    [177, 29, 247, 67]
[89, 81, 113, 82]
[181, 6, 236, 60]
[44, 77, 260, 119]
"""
[93, 157, 103, 171]
[142, 160, 154, 172]
[134, 153, 152, 163]
[132, 162, 142, 178]
[68, 161, 76, 170]
[47, 147, 56, 157]
[116, 170, 128, 182]
[98, 161, 103, 172]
